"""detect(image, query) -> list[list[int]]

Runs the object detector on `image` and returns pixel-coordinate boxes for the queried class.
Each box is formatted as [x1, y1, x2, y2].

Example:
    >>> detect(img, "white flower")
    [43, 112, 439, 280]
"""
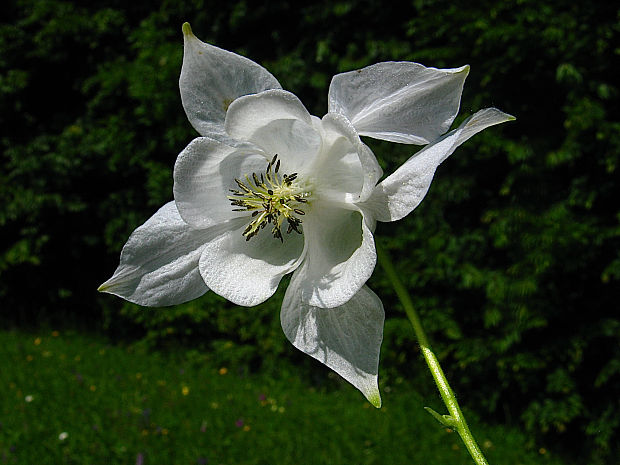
[24, 395, 34, 403]
[99, 23, 514, 407]
[58, 432, 68, 441]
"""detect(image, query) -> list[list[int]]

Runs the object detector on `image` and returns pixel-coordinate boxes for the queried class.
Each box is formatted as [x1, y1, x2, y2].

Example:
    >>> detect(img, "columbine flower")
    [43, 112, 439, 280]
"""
[99, 23, 513, 407]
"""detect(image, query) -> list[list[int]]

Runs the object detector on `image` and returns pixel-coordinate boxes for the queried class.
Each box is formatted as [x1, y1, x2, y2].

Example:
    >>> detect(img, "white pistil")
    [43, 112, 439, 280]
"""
[228, 154, 310, 241]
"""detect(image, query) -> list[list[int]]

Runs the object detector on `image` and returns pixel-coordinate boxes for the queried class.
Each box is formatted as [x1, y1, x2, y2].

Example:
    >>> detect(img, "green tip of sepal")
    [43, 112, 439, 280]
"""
[98, 278, 116, 293]
[367, 391, 382, 408]
[506, 114, 517, 121]
[182, 22, 193, 37]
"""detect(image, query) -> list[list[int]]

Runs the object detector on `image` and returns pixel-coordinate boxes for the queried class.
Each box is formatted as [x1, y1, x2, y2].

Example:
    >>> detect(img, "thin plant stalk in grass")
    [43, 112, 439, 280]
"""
[378, 244, 489, 465]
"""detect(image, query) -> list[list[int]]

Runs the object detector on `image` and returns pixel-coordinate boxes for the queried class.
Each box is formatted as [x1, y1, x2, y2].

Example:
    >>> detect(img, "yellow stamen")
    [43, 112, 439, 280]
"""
[228, 155, 310, 241]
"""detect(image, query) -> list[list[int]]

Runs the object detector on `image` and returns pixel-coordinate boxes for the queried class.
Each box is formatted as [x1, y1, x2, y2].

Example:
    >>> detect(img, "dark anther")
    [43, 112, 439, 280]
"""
[235, 179, 252, 193]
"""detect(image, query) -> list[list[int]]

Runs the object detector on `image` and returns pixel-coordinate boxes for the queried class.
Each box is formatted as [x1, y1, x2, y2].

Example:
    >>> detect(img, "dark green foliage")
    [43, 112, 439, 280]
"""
[1, 1, 618, 463]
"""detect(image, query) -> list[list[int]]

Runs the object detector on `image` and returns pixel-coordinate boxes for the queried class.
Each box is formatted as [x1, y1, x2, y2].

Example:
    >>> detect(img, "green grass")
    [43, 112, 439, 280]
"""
[1, 330, 568, 465]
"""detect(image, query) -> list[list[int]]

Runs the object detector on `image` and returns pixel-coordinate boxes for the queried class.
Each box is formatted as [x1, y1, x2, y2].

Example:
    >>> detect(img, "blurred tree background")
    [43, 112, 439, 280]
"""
[1, 0, 618, 463]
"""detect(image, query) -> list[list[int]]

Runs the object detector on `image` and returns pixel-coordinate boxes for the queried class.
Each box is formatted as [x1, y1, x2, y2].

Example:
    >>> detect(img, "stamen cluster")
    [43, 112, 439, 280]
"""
[229, 154, 309, 241]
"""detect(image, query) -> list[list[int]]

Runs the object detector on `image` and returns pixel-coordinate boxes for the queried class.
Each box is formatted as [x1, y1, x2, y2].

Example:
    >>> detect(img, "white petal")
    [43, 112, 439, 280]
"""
[198, 223, 304, 307]
[244, 118, 322, 174]
[305, 116, 363, 204]
[225, 89, 313, 137]
[98, 202, 225, 306]
[365, 108, 515, 222]
[291, 203, 376, 308]
[281, 284, 384, 407]
[179, 23, 281, 137]
[314, 113, 382, 203]
[328, 62, 469, 144]
[225, 90, 321, 173]
[173, 137, 269, 228]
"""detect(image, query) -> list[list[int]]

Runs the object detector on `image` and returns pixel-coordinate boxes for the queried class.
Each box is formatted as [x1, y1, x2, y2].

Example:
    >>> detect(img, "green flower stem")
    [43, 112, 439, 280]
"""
[377, 245, 489, 465]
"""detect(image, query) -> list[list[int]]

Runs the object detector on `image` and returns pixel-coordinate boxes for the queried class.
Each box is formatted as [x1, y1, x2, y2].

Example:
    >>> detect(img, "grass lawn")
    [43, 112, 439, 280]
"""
[1, 329, 568, 465]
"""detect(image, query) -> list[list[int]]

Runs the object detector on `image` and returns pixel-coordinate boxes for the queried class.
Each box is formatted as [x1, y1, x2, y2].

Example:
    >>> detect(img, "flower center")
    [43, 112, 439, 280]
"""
[228, 154, 311, 242]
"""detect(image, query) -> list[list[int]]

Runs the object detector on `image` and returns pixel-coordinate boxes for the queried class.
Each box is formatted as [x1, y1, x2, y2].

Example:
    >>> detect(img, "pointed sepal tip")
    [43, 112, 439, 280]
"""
[97, 281, 112, 293]
[367, 390, 382, 408]
[182, 22, 193, 37]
